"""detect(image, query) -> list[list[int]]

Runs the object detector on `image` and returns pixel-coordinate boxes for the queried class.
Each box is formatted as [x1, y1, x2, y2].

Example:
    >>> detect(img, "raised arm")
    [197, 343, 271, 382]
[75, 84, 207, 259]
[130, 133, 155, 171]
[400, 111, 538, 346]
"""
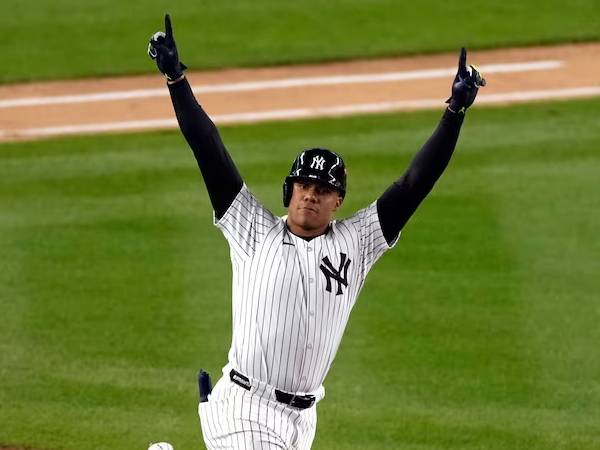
[148, 14, 243, 219]
[377, 48, 486, 245]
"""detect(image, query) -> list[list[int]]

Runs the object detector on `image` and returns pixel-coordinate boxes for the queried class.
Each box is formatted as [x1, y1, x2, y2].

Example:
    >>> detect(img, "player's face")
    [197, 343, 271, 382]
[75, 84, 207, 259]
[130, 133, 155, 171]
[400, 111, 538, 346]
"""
[287, 181, 343, 237]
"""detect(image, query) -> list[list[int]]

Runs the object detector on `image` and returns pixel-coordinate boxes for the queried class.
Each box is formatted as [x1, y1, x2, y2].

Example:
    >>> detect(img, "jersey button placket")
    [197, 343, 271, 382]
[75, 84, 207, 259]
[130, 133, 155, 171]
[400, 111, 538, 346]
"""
[303, 240, 318, 387]
[305, 240, 317, 300]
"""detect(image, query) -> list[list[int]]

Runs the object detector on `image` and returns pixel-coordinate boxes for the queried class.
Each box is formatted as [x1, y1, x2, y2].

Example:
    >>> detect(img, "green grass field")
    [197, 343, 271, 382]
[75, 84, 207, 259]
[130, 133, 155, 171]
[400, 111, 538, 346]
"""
[1, 98, 599, 449]
[2, 0, 599, 83]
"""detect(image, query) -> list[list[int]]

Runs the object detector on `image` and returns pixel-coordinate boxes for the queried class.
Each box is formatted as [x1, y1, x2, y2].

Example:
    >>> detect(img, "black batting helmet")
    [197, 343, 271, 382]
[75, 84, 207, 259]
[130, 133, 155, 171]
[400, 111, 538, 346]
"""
[283, 148, 346, 207]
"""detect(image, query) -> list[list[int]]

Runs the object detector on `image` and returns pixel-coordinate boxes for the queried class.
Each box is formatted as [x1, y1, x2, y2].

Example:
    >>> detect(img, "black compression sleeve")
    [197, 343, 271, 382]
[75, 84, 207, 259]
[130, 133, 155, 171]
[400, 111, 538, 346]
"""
[168, 78, 243, 219]
[377, 109, 465, 245]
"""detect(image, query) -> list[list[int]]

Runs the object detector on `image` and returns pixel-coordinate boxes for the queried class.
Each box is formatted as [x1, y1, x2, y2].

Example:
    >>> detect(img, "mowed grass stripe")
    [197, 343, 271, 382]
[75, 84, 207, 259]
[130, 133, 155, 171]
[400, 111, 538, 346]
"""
[2, 0, 600, 83]
[1, 98, 599, 449]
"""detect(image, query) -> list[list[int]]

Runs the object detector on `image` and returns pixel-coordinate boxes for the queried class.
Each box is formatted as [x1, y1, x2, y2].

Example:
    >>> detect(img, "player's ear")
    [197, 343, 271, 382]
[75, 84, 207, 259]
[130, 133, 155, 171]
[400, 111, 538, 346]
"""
[333, 195, 343, 211]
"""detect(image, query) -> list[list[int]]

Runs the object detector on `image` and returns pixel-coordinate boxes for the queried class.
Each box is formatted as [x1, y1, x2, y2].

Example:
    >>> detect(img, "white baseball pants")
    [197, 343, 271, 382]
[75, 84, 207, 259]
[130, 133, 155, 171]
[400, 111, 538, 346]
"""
[199, 376, 318, 449]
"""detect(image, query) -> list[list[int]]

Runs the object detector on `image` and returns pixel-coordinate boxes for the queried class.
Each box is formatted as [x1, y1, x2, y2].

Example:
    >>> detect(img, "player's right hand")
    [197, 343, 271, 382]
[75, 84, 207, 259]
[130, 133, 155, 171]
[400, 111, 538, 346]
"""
[148, 14, 187, 81]
[445, 47, 486, 113]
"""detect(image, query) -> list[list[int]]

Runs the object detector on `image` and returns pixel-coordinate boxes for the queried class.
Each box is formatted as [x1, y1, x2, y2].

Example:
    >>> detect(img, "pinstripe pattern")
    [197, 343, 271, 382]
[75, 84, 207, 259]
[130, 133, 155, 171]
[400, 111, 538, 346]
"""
[200, 374, 318, 449]
[203, 184, 398, 448]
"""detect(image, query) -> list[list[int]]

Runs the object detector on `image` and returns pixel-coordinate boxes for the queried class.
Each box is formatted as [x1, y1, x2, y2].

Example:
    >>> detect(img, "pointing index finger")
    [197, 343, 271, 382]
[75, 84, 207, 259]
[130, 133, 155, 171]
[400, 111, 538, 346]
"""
[165, 14, 173, 39]
[458, 47, 469, 79]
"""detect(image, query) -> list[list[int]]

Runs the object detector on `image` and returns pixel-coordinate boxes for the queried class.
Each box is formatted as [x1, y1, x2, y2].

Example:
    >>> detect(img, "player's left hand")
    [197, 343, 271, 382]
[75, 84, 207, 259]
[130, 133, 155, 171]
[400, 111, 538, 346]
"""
[148, 14, 187, 81]
[446, 47, 486, 113]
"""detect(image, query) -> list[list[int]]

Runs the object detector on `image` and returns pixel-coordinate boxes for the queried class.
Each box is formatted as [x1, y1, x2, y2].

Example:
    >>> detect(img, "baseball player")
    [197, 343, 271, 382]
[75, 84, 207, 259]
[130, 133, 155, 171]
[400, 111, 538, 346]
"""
[148, 14, 485, 450]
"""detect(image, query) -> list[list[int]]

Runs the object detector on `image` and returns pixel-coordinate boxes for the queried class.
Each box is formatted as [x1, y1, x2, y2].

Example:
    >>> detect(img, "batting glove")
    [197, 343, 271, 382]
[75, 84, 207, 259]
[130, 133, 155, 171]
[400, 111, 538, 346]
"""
[446, 47, 486, 113]
[148, 14, 187, 82]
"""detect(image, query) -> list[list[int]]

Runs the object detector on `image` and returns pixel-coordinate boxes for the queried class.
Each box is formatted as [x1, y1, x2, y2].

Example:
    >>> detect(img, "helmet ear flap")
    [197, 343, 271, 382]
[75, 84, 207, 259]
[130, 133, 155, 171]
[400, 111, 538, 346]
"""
[283, 179, 293, 207]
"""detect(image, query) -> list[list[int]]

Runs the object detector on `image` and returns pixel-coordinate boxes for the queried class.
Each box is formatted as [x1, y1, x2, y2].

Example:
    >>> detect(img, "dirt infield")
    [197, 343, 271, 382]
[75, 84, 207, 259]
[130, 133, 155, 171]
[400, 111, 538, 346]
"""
[0, 42, 599, 143]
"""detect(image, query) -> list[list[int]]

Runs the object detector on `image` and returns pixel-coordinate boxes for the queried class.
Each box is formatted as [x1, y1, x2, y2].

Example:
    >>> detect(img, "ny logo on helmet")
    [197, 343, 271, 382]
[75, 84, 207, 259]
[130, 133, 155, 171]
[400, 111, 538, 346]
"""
[310, 155, 326, 170]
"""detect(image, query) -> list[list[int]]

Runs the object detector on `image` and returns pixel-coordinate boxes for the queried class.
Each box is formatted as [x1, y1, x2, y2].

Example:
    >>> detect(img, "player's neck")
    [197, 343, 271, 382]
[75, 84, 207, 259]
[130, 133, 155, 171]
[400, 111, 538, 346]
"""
[286, 220, 330, 240]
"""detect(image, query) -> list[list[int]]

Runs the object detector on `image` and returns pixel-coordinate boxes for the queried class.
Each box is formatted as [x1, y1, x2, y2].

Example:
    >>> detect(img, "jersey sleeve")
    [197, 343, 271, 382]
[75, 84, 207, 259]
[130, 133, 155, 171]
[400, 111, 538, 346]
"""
[347, 201, 399, 278]
[214, 184, 279, 260]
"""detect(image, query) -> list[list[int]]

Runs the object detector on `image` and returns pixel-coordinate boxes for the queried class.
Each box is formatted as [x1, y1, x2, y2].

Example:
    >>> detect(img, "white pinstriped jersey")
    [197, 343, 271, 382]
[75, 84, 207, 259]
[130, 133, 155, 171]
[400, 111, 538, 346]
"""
[215, 184, 398, 395]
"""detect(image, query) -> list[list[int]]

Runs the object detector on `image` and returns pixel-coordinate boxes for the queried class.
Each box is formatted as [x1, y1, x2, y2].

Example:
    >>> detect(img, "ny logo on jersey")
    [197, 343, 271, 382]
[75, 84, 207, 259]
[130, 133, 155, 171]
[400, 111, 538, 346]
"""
[310, 155, 326, 170]
[320, 252, 351, 295]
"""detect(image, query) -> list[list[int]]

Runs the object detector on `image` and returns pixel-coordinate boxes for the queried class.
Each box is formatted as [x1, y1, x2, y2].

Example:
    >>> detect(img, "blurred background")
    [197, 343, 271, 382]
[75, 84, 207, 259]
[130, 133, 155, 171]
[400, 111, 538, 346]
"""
[1, 1, 599, 449]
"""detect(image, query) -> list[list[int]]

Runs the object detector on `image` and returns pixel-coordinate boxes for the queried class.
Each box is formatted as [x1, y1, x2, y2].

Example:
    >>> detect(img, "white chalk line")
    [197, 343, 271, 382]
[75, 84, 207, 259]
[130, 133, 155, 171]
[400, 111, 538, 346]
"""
[3, 86, 599, 140]
[0, 60, 563, 109]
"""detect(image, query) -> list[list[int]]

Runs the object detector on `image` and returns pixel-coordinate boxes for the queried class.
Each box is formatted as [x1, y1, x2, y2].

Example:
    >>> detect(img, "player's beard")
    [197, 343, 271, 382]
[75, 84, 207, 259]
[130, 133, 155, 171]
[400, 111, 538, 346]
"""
[288, 205, 331, 237]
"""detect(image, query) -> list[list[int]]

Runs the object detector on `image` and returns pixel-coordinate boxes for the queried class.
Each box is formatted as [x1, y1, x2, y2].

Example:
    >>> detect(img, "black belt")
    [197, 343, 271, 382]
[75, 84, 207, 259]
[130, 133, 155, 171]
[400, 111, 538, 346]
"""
[230, 369, 316, 410]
